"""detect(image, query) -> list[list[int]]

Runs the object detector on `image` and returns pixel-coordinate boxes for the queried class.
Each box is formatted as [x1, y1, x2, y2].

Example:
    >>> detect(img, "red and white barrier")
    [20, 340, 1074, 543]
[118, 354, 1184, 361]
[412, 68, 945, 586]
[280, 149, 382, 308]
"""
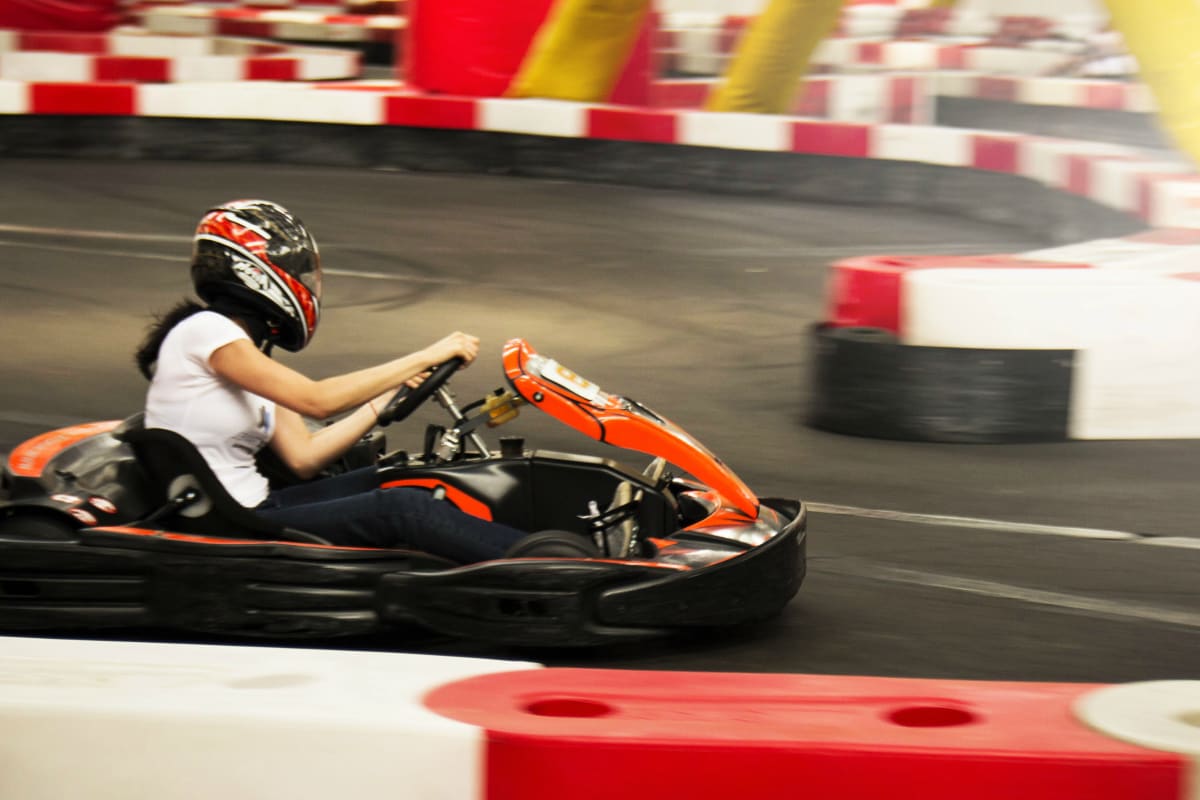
[0, 27, 361, 81]
[132, 5, 400, 42]
[2, 637, 1194, 800]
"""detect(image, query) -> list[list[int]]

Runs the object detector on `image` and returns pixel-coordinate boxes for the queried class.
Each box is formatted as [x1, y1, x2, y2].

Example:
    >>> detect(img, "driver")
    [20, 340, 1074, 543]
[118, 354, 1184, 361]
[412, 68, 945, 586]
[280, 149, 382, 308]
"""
[133, 199, 528, 562]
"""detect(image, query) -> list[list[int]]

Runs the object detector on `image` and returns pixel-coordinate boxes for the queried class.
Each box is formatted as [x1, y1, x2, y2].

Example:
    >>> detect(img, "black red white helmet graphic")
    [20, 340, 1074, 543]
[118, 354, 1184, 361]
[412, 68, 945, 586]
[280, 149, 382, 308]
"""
[191, 199, 322, 352]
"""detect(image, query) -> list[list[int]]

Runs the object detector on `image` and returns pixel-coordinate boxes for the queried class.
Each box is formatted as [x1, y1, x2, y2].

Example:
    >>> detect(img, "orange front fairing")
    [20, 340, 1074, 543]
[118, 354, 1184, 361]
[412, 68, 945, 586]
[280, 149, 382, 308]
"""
[503, 339, 759, 518]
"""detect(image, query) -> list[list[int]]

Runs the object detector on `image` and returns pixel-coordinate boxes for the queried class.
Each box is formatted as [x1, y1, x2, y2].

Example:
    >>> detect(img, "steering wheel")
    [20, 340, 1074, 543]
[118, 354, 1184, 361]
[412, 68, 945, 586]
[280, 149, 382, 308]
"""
[376, 357, 463, 427]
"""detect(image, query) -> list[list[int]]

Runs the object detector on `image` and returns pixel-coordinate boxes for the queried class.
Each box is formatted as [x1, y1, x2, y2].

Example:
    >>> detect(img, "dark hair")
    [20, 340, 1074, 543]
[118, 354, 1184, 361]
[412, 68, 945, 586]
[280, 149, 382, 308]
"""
[134, 298, 204, 379]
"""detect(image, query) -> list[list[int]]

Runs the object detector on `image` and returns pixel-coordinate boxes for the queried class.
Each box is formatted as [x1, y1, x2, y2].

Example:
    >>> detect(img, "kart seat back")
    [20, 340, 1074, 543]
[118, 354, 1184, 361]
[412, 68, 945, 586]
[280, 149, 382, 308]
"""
[118, 426, 330, 545]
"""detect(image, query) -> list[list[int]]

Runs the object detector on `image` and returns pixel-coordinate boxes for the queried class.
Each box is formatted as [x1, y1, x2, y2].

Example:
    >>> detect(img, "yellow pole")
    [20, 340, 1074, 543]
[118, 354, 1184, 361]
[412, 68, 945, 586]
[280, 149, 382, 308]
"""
[927, 0, 957, 8]
[1103, 0, 1200, 168]
[507, 0, 651, 102]
[707, 0, 844, 114]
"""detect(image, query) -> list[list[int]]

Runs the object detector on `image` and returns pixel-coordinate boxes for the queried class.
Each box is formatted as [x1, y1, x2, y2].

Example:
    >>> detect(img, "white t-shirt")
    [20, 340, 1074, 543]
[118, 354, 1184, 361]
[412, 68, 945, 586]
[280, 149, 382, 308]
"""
[145, 310, 276, 507]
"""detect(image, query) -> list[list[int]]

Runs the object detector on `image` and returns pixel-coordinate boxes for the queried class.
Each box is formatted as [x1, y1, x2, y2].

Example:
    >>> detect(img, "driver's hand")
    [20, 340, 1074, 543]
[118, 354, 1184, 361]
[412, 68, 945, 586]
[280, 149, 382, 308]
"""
[405, 370, 430, 389]
[425, 331, 479, 367]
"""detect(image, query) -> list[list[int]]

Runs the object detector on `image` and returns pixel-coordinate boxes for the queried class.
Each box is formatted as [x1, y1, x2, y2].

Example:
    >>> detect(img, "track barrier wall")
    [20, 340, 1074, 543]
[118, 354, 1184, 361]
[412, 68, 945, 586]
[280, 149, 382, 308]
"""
[1, 637, 1197, 800]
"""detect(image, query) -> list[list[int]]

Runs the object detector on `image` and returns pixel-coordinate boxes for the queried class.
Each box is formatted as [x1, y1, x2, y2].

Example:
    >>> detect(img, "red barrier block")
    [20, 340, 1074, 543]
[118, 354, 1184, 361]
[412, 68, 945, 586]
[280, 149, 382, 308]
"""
[1083, 82, 1129, 111]
[29, 82, 136, 115]
[972, 134, 1019, 173]
[791, 120, 870, 158]
[245, 57, 299, 81]
[383, 95, 477, 129]
[95, 55, 170, 83]
[587, 107, 676, 143]
[793, 77, 829, 117]
[649, 80, 708, 109]
[425, 669, 1185, 800]
[888, 75, 916, 123]
[857, 41, 883, 64]
[937, 44, 966, 69]
[18, 31, 108, 53]
[978, 76, 1018, 102]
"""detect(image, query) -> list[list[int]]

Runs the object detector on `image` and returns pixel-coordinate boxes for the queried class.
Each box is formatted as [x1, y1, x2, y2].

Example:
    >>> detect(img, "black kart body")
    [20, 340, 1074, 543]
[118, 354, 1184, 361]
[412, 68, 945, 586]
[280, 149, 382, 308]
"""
[0, 340, 807, 646]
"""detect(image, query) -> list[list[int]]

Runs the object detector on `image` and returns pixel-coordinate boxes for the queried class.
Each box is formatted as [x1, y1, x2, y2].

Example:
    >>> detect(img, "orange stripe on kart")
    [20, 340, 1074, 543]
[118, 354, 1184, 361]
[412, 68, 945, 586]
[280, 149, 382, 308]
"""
[7, 421, 121, 478]
[86, 526, 383, 551]
[379, 479, 494, 521]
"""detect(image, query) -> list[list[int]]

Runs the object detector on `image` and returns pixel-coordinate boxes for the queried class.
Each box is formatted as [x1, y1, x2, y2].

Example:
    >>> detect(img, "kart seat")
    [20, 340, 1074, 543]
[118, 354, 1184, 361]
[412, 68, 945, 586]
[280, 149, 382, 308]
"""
[118, 426, 331, 546]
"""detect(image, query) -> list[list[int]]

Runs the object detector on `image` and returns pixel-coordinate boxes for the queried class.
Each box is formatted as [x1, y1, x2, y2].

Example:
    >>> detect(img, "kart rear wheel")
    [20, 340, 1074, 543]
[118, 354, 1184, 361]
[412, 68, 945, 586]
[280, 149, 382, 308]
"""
[504, 531, 601, 559]
[0, 514, 77, 542]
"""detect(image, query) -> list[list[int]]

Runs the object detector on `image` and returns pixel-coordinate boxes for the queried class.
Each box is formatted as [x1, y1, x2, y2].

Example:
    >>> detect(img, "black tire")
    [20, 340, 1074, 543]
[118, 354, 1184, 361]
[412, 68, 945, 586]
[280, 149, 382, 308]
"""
[824, 325, 899, 344]
[0, 513, 78, 542]
[503, 531, 601, 559]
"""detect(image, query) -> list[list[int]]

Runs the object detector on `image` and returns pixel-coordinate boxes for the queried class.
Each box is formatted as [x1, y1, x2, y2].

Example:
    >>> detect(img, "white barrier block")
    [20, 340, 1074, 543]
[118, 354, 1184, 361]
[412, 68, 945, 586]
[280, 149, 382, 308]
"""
[113, 32, 212, 57]
[1017, 77, 1087, 107]
[140, 8, 216, 35]
[828, 74, 887, 123]
[263, 85, 382, 124]
[679, 110, 790, 151]
[881, 41, 939, 71]
[172, 55, 243, 83]
[0, 80, 27, 114]
[1071, 283, 1200, 439]
[298, 52, 359, 81]
[139, 82, 225, 117]
[1025, 238, 1200, 271]
[903, 267, 1112, 350]
[812, 37, 860, 69]
[480, 98, 586, 138]
[1018, 138, 1134, 187]
[660, 11, 725, 29]
[1147, 179, 1200, 229]
[873, 124, 971, 166]
[0, 52, 91, 82]
[947, 9, 996, 37]
[1090, 158, 1192, 213]
[933, 71, 979, 99]
[180, 82, 380, 124]
[676, 27, 723, 75]
[961, 47, 1045, 76]
[1077, 681, 1200, 788]
[0, 636, 540, 800]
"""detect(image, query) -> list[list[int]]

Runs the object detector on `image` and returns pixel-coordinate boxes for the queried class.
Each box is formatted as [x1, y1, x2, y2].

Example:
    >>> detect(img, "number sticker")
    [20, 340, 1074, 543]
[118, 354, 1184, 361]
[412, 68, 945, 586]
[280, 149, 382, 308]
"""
[542, 359, 605, 403]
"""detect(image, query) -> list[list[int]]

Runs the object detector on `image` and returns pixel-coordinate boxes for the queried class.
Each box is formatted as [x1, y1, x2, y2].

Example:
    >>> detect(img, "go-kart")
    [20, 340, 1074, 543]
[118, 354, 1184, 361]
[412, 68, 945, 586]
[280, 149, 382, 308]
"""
[0, 339, 807, 647]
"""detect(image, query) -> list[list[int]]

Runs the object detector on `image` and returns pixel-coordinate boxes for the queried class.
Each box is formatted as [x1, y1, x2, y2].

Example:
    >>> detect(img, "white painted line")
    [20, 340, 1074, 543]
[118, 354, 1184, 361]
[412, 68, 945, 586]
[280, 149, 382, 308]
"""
[823, 560, 1200, 629]
[808, 502, 1140, 541]
[0, 223, 187, 242]
[1139, 537, 1200, 550]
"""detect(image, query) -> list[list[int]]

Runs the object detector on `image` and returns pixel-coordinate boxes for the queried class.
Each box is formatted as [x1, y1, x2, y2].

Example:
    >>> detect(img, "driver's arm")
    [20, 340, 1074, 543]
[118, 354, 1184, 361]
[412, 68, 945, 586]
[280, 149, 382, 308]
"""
[269, 397, 389, 480]
[208, 331, 478, 420]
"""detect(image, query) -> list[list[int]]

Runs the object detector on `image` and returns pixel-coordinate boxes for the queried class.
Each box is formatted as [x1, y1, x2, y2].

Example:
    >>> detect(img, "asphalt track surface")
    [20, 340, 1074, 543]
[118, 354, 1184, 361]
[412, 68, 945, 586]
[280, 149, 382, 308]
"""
[2, 157, 1199, 682]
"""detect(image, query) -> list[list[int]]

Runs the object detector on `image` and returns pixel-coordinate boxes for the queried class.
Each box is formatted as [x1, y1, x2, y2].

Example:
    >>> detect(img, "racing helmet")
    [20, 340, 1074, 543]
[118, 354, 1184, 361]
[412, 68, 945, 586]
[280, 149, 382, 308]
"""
[191, 199, 322, 352]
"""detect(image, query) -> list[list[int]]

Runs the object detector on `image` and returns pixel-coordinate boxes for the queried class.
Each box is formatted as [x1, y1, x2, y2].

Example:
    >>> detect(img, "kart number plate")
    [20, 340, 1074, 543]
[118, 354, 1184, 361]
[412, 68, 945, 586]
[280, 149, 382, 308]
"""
[540, 359, 605, 404]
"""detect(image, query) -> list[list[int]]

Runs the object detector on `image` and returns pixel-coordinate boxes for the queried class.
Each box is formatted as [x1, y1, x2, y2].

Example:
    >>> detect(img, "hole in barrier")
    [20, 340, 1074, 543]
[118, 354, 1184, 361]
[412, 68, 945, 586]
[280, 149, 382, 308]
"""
[524, 698, 615, 718]
[1177, 711, 1200, 728]
[887, 705, 978, 728]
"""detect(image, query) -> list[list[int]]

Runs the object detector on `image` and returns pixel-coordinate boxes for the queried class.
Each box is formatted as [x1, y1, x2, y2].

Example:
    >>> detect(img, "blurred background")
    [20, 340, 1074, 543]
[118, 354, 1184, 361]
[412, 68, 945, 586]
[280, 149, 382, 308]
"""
[1, 0, 1198, 680]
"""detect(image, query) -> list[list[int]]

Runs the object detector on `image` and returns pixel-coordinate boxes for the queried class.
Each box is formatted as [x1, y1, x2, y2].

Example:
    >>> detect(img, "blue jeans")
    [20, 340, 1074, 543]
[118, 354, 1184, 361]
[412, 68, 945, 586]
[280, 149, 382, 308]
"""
[255, 467, 526, 563]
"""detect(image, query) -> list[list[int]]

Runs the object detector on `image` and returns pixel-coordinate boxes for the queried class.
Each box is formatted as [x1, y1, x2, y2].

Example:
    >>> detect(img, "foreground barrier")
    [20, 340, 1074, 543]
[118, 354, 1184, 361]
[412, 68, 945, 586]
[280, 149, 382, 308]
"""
[0, 636, 538, 799]
[2, 636, 1195, 800]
